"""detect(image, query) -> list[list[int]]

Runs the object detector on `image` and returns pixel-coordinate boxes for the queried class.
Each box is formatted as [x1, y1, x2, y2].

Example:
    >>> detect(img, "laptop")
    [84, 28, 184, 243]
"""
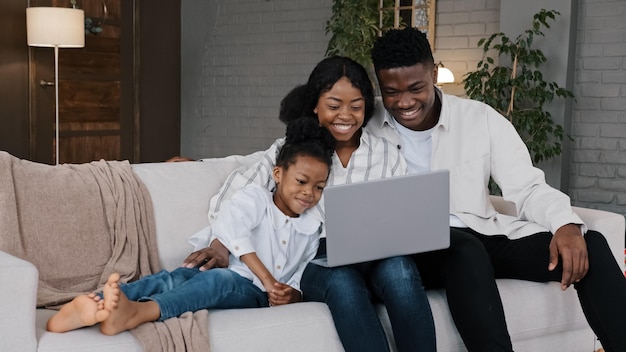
[311, 170, 450, 267]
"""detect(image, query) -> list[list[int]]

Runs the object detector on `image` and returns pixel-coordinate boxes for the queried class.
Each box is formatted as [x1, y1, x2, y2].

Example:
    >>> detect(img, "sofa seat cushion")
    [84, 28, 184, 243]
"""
[35, 279, 594, 352]
[208, 302, 343, 351]
[36, 302, 343, 352]
[423, 279, 594, 352]
[132, 160, 241, 271]
[36, 310, 142, 352]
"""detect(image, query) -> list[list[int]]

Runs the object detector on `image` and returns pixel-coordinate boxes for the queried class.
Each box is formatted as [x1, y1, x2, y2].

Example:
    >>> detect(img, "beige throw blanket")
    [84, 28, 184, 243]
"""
[0, 152, 210, 351]
[0, 151, 160, 307]
[131, 310, 211, 351]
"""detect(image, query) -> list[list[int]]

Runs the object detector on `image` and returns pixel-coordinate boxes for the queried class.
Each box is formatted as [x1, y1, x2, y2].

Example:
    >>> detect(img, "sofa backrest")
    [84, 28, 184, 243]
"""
[132, 153, 262, 271]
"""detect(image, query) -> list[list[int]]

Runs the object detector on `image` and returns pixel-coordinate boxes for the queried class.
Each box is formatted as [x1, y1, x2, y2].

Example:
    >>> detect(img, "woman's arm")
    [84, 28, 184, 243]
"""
[183, 239, 230, 271]
[208, 139, 284, 224]
[187, 139, 285, 256]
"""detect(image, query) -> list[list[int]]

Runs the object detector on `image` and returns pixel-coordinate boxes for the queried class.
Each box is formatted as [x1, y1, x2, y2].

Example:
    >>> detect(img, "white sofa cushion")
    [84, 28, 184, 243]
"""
[132, 160, 240, 271]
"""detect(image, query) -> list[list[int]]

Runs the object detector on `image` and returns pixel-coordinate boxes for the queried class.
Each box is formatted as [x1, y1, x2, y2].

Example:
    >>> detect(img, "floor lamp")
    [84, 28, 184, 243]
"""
[26, 7, 84, 165]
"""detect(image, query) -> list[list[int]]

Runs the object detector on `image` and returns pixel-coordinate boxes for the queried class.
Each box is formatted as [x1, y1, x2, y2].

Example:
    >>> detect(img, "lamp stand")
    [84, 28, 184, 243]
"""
[54, 45, 60, 165]
[26, 6, 84, 165]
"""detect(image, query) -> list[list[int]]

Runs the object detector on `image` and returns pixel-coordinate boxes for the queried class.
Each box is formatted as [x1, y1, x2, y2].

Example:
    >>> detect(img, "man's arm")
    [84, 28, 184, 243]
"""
[486, 108, 588, 289]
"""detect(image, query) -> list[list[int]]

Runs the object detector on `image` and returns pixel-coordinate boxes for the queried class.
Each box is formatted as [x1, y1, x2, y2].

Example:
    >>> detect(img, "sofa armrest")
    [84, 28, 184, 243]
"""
[490, 195, 625, 272]
[0, 250, 38, 352]
[572, 206, 625, 272]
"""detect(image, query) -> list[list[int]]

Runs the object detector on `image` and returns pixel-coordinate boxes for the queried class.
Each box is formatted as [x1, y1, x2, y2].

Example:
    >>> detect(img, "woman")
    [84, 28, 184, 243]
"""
[186, 56, 436, 352]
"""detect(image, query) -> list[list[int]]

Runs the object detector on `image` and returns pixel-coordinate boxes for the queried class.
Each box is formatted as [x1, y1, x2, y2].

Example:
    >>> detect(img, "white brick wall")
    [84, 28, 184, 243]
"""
[181, 0, 492, 158]
[181, 0, 626, 217]
[181, 0, 332, 159]
[433, 0, 500, 97]
[570, 0, 626, 214]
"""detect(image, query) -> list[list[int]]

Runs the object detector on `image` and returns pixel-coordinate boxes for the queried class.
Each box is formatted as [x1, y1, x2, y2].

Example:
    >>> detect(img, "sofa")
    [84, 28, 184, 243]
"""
[1, 152, 624, 352]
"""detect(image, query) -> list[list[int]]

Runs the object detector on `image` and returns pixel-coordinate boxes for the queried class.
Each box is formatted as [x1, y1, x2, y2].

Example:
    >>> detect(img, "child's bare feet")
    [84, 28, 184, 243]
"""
[102, 272, 121, 311]
[46, 293, 110, 333]
[100, 273, 160, 335]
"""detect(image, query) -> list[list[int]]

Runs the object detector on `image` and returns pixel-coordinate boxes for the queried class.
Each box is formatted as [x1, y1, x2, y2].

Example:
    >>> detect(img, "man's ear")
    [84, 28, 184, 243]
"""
[272, 166, 283, 184]
[432, 65, 438, 84]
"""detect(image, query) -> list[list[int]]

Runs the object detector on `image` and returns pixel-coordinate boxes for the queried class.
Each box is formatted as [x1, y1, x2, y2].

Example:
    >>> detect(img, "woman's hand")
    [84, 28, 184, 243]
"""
[166, 156, 195, 162]
[183, 240, 229, 271]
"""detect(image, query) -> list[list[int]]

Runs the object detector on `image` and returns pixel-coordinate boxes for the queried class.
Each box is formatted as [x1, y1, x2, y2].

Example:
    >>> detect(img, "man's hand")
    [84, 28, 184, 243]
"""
[548, 224, 588, 290]
[183, 239, 229, 271]
[269, 282, 302, 306]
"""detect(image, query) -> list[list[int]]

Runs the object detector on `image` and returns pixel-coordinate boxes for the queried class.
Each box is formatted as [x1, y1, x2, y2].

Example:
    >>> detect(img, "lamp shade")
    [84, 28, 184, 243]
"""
[436, 66, 455, 84]
[26, 7, 85, 48]
[436, 62, 455, 85]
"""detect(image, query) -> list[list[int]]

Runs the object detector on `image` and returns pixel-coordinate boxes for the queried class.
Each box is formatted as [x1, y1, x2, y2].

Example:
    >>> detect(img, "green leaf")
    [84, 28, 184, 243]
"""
[462, 9, 574, 173]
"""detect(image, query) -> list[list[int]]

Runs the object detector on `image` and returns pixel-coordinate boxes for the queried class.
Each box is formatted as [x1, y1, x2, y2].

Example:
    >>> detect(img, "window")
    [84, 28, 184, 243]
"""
[378, 0, 436, 50]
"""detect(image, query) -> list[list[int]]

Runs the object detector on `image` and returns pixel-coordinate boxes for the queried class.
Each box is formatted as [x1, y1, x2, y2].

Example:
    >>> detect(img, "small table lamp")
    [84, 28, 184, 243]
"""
[436, 62, 455, 88]
[27, 7, 84, 165]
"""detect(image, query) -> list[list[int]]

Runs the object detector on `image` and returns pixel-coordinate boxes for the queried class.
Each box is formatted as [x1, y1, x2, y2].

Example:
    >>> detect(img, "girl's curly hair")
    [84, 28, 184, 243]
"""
[276, 116, 336, 171]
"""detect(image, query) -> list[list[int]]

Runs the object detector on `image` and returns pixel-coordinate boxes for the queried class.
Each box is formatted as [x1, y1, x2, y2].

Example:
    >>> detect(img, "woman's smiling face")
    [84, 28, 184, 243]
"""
[314, 77, 365, 146]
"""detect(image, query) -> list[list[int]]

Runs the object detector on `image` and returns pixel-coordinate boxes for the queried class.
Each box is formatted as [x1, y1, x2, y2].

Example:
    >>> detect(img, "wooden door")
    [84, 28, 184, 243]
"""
[30, 0, 135, 164]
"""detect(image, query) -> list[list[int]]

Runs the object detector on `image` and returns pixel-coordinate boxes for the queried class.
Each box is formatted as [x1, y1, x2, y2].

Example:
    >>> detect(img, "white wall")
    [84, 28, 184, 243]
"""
[432, 0, 501, 97]
[499, 0, 578, 191]
[180, 0, 626, 216]
[180, 0, 495, 159]
[181, 0, 332, 159]
[570, 0, 626, 214]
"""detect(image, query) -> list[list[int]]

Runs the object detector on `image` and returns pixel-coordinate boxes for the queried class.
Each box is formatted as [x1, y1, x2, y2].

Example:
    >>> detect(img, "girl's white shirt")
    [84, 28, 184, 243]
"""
[213, 183, 321, 292]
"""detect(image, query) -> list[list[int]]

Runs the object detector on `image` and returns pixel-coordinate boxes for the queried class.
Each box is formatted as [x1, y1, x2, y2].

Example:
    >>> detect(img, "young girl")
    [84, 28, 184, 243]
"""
[46, 117, 336, 335]
[187, 56, 436, 352]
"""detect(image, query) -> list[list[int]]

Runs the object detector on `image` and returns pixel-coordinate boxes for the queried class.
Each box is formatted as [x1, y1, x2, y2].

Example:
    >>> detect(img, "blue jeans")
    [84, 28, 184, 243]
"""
[117, 267, 269, 321]
[301, 256, 435, 352]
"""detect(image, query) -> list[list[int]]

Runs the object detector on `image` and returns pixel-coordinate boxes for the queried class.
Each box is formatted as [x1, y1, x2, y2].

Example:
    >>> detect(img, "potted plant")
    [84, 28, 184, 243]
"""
[463, 9, 575, 166]
[325, 0, 397, 70]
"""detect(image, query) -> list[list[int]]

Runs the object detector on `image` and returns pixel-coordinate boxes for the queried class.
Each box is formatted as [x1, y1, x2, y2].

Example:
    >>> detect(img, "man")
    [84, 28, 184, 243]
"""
[366, 27, 626, 352]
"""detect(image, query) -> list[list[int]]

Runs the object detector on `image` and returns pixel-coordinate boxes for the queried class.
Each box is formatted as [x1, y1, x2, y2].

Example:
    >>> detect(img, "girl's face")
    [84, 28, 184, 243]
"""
[314, 77, 365, 146]
[272, 155, 329, 217]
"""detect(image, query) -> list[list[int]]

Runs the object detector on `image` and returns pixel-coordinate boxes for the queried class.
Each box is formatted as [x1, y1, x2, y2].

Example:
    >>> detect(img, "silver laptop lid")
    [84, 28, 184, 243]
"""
[322, 170, 450, 267]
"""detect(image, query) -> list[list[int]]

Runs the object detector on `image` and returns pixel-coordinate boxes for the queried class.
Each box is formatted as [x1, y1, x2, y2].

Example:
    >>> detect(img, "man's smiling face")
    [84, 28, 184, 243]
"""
[376, 63, 439, 131]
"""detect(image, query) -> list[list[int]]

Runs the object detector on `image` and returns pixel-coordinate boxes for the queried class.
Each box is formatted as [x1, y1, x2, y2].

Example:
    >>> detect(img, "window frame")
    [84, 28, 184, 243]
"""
[378, 0, 436, 51]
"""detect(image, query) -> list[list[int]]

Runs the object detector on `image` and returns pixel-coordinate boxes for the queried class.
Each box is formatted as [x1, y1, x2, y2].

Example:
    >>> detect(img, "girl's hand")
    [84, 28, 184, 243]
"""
[262, 279, 280, 297]
[269, 282, 302, 306]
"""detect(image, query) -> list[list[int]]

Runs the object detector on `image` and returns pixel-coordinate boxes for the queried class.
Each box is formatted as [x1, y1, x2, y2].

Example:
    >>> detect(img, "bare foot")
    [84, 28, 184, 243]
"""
[102, 272, 121, 312]
[100, 273, 160, 335]
[46, 293, 110, 333]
